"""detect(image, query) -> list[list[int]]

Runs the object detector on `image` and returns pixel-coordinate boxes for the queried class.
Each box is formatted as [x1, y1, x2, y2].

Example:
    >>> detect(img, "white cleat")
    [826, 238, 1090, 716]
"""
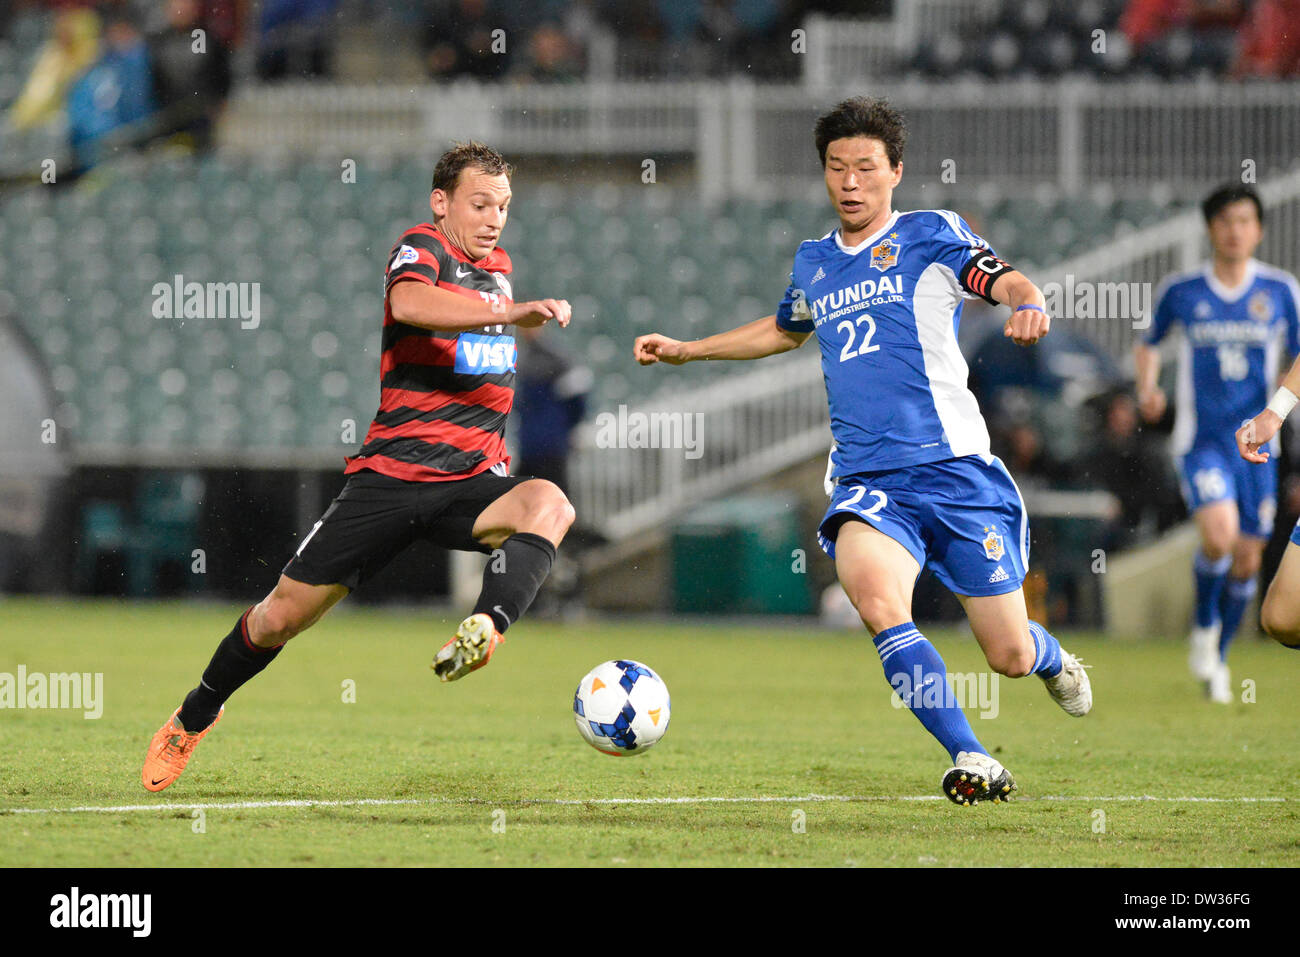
[1043, 650, 1092, 716]
[941, 751, 1016, 806]
[1188, 624, 1220, 682]
[1208, 661, 1233, 704]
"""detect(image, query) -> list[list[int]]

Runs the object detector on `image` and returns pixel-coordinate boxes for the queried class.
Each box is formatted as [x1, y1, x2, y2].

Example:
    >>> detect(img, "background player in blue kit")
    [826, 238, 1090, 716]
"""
[634, 97, 1091, 806]
[1135, 185, 1300, 702]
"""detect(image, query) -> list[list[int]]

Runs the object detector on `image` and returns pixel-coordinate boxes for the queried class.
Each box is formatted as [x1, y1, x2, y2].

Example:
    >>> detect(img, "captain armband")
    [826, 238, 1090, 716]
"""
[957, 252, 1015, 305]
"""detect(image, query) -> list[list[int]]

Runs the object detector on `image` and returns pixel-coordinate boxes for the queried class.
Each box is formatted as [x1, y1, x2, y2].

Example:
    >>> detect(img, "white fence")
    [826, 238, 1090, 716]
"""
[566, 350, 829, 540]
[800, 6, 1000, 89]
[221, 78, 1300, 200]
[1039, 164, 1300, 357]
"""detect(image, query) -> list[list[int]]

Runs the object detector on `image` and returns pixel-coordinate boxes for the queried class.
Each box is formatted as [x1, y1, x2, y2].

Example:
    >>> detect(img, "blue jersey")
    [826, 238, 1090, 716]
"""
[775, 209, 1006, 476]
[1145, 260, 1300, 456]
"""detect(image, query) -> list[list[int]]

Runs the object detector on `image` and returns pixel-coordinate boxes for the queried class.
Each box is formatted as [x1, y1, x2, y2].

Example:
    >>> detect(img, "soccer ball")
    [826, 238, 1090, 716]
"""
[573, 660, 671, 756]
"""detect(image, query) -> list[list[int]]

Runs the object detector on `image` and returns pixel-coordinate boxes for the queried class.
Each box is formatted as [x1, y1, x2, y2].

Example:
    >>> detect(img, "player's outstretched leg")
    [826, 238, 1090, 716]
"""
[434, 479, 574, 682]
[962, 592, 1092, 717]
[141, 577, 347, 791]
[871, 622, 1015, 805]
[834, 522, 1014, 806]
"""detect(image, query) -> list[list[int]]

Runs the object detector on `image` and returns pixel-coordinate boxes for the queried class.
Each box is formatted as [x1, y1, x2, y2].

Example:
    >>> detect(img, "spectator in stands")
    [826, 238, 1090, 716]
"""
[200, 0, 242, 49]
[147, 0, 231, 151]
[511, 21, 583, 82]
[423, 0, 512, 79]
[992, 416, 1072, 489]
[1234, 0, 1300, 77]
[66, 14, 156, 173]
[697, 0, 786, 75]
[513, 324, 592, 492]
[7, 7, 100, 132]
[1120, 0, 1248, 75]
[1077, 390, 1183, 548]
[256, 0, 339, 81]
[133, 0, 243, 51]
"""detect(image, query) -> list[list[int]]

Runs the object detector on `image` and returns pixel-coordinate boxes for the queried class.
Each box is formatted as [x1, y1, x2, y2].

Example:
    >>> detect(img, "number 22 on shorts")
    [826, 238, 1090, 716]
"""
[835, 486, 888, 521]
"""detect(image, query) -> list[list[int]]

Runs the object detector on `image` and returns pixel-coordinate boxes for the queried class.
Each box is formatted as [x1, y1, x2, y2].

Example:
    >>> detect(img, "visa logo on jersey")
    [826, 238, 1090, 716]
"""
[455, 332, 517, 374]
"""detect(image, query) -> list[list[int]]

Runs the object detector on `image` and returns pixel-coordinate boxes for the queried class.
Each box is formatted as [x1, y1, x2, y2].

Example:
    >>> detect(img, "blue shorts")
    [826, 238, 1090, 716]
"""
[1289, 517, 1300, 547]
[1178, 444, 1276, 539]
[818, 454, 1029, 598]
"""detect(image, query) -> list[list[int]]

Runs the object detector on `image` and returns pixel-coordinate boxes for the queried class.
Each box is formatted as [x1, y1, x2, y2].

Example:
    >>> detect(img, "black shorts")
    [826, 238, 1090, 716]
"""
[282, 468, 530, 590]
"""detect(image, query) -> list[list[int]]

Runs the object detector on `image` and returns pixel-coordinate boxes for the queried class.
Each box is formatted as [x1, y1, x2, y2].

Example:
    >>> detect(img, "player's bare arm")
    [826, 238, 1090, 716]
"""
[389, 279, 571, 332]
[987, 269, 1050, 346]
[1237, 352, 1300, 463]
[1133, 341, 1166, 423]
[634, 314, 809, 365]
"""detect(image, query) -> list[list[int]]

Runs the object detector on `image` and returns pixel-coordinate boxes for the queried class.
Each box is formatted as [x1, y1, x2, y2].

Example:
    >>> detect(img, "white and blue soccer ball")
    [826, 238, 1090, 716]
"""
[573, 660, 671, 756]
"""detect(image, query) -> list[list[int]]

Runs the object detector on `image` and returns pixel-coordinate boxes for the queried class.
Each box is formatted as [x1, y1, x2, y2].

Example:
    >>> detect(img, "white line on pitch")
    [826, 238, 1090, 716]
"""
[0, 793, 1290, 815]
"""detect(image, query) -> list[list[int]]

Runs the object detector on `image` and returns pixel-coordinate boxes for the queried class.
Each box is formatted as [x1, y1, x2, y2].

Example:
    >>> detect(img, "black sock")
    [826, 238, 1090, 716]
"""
[177, 608, 283, 731]
[472, 532, 557, 633]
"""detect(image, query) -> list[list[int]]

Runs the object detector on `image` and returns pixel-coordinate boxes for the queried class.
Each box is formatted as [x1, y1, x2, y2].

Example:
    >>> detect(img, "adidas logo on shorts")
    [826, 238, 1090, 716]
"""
[988, 566, 1009, 584]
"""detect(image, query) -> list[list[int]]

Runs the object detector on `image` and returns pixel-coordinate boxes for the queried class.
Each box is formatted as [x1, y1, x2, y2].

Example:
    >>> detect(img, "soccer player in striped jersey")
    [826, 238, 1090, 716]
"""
[634, 97, 1091, 806]
[1135, 185, 1300, 702]
[142, 142, 575, 792]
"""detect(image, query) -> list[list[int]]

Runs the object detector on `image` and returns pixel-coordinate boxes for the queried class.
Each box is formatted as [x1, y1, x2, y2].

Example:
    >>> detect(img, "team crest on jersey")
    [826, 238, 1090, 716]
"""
[1194, 300, 1212, 319]
[493, 271, 513, 300]
[1249, 291, 1273, 322]
[982, 526, 1005, 562]
[390, 245, 419, 274]
[870, 237, 900, 273]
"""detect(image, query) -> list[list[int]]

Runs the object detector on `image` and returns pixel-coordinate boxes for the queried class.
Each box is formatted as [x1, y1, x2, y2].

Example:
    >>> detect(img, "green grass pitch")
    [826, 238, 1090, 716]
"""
[1, 597, 1297, 866]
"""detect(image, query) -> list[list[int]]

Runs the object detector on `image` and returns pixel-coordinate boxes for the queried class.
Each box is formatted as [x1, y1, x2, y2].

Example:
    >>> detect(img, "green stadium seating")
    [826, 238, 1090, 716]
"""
[0, 153, 1192, 452]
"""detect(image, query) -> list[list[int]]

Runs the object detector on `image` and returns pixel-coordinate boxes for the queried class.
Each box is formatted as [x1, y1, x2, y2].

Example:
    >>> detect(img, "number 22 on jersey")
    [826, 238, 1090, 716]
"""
[838, 313, 881, 362]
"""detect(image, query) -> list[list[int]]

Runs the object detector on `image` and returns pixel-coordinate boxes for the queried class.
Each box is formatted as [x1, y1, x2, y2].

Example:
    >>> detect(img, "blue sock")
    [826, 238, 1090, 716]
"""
[873, 622, 985, 763]
[1028, 620, 1062, 678]
[1193, 552, 1231, 629]
[1218, 576, 1257, 661]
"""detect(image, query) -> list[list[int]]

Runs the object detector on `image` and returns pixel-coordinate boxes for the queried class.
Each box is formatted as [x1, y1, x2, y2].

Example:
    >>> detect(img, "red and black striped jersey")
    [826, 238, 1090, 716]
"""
[344, 223, 517, 482]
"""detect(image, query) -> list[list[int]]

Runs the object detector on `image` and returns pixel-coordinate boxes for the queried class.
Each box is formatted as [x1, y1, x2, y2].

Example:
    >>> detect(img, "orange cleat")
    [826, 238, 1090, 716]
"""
[141, 706, 222, 792]
[432, 613, 504, 682]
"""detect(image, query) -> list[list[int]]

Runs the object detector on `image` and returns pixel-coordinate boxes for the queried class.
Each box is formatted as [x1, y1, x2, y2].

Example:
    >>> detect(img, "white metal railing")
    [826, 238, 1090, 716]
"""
[802, 5, 1000, 89]
[570, 166, 1300, 541]
[218, 78, 1300, 200]
[567, 350, 829, 539]
[1039, 164, 1300, 358]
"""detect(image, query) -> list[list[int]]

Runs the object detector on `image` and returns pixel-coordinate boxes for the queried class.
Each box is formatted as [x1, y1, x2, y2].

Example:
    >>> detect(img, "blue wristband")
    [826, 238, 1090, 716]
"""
[1015, 304, 1046, 314]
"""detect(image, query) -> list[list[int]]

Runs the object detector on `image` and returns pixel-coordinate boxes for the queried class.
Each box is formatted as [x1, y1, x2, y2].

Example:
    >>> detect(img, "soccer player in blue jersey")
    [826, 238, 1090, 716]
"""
[634, 97, 1091, 806]
[1135, 185, 1300, 702]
